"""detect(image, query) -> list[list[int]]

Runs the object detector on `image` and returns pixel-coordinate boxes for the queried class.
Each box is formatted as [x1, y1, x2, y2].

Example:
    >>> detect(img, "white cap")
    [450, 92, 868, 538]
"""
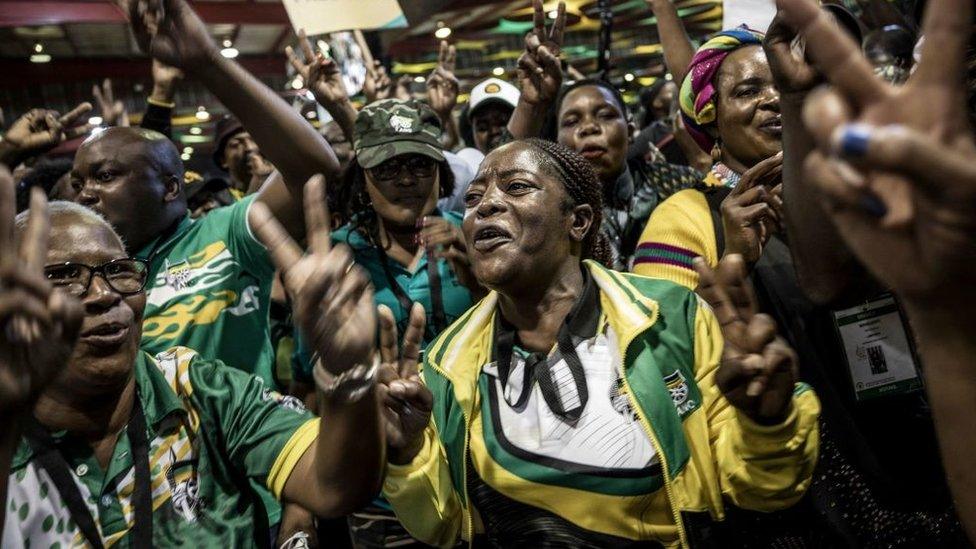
[467, 78, 520, 121]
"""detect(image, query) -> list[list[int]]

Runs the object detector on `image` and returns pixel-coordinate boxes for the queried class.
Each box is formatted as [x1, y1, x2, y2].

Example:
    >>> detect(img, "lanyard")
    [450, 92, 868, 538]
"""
[374, 239, 447, 338]
[491, 277, 601, 421]
[24, 395, 154, 549]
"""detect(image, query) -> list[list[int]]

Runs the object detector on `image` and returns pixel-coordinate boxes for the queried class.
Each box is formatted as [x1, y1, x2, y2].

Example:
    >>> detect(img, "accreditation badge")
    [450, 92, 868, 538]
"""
[832, 293, 922, 401]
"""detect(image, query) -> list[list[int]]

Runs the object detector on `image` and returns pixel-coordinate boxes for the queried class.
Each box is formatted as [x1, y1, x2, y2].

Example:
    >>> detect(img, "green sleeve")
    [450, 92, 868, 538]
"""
[188, 356, 315, 484]
[204, 194, 275, 280]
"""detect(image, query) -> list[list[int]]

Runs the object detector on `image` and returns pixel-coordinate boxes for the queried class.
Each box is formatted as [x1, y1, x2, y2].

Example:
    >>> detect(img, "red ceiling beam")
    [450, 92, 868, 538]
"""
[0, 55, 286, 88]
[0, 1, 290, 27]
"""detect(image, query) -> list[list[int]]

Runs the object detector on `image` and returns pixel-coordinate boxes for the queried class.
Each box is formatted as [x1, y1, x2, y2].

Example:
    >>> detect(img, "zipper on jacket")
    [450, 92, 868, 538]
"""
[620, 351, 689, 549]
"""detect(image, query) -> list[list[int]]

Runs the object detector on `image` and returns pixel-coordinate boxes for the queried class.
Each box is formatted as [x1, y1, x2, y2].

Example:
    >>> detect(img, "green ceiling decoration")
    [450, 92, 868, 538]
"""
[491, 18, 536, 34]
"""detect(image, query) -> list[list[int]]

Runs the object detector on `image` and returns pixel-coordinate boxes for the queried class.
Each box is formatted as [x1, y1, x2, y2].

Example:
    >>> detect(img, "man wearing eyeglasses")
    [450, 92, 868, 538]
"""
[0, 176, 384, 548]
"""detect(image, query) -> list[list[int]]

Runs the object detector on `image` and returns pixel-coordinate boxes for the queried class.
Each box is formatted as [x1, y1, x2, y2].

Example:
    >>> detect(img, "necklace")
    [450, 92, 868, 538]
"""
[711, 162, 741, 188]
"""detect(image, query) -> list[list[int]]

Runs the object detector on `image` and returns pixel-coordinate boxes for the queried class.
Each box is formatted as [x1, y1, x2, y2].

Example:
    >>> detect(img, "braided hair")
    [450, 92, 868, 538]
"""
[520, 138, 613, 267]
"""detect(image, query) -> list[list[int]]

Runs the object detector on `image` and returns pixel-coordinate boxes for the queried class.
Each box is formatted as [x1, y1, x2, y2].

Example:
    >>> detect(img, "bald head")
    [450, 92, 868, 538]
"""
[72, 127, 188, 253]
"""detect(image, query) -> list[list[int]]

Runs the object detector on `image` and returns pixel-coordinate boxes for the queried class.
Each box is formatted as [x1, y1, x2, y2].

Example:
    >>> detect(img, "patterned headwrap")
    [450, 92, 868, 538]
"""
[679, 26, 765, 152]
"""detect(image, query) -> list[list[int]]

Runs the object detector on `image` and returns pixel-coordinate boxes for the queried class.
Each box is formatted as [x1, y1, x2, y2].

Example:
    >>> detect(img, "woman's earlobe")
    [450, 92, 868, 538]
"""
[571, 204, 594, 242]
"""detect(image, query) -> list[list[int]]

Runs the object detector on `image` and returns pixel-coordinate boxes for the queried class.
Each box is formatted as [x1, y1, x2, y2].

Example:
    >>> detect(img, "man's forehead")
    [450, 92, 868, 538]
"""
[46, 214, 125, 262]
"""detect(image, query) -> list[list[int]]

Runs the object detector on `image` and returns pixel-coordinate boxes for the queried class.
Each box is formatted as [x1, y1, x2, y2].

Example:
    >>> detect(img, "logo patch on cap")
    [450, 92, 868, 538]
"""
[389, 114, 415, 133]
[485, 83, 501, 94]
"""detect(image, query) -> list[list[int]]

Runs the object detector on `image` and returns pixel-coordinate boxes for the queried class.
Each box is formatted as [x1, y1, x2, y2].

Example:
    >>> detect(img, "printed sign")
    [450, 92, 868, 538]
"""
[280, 0, 407, 36]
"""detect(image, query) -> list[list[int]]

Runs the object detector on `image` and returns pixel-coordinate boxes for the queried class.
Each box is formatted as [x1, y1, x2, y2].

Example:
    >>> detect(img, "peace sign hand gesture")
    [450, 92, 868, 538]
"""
[286, 29, 350, 110]
[249, 175, 376, 376]
[376, 303, 433, 465]
[92, 78, 130, 128]
[364, 61, 394, 105]
[0, 104, 93, 167]
[427, 40, 459, 120]
[516, 0, 566, 106]
[0, 167, 83, 417]
[776, 0, 976, 304]
[694, 255, 798, 424]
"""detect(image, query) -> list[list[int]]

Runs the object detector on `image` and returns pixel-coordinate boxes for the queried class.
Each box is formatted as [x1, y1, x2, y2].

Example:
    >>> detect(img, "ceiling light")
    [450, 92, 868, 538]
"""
[222, 39, 232, 48]
[305, 90, 315, 101]
[30, 54, 51, 63]
[195, 107, 210, 121]
[665, 73, 673, 81]
[624, 73, 635, 82]
[34, 43, 43, 53]
[88, 116, 103, 126]
[316, 40, 329, 55]
[548, 10, 559, 19]
[183, 146, 193, 154]
[291, 76, 304, 90]
[434, 27, 452, 39]
[492, 66, 505, 76]
[180, 153, 191, 161]
[220, 47, 239, 59]
[413, 75, 425, 83]
[189, 126, 202, 135]
[305, 110, 317, 119]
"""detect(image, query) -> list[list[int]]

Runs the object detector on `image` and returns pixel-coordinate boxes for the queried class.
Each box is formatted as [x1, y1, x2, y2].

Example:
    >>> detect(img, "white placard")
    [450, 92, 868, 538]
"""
[722, 0, 776, 33]
[281, 0, 407, 36]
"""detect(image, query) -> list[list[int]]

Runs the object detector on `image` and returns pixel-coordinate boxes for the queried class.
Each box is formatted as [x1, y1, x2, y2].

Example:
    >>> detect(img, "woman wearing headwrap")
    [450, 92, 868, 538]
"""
[633, 27, 785, 289]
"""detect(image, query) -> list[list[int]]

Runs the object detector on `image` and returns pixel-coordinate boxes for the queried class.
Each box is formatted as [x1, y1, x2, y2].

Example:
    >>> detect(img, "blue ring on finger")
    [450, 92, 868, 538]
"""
[836, 123, 872, 159]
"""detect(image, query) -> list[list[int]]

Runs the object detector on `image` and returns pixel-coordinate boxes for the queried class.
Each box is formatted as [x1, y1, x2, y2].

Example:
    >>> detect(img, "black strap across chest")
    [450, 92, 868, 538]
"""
[24, 396, 154, 549]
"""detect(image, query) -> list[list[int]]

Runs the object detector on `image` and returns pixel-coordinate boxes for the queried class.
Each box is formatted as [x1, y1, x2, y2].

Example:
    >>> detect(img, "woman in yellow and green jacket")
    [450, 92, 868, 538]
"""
[376, 139, 819, 548]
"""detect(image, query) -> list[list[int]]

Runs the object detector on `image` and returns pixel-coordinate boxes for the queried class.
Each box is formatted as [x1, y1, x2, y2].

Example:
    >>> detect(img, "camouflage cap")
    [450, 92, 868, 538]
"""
[354, 98, 445, 169]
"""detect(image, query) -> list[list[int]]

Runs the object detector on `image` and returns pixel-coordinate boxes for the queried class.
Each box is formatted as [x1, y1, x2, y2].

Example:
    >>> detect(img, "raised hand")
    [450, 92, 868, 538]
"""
[515, 0, 566, 106]
[92, 78, 129, 127]
[776, 0, 976, 302]
[694, 255, 798, 424]
[719, 152, 783, 264]
[116, 0, 218, 72]
[394, 75, 413, 101]
[249, 175, 376, 375]
[0, 104, 93, 167]
[376, 303, 432, 465]
[150, 59, 183, 104]
[246, 152, 275, 193]
[420, 217, 480, 295]
[286, 29, 350, 109]
[364, 61, 394, 104]
[0, 167, 83, 417]
[427, 40, 459, 120]
[762, 6, 821, 96]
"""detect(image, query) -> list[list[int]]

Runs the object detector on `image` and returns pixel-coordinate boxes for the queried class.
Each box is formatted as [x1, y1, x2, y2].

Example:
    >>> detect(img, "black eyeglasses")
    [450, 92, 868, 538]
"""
[44, 258, 149, 297]
[369, 155, 437, 182]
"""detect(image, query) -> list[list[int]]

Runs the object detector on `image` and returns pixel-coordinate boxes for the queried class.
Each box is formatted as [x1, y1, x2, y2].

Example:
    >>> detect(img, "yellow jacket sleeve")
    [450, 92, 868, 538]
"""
[632, 190, 717, 290]
[693, 300, 821, 512]
[383, 426, 464, 548]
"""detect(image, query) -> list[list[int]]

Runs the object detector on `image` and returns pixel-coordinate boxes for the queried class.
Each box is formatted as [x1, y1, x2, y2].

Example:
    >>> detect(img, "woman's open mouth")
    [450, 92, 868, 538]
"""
[758, 116, 783, 136]
[473, 225, 513, 252]
[578, 144, 608, 160]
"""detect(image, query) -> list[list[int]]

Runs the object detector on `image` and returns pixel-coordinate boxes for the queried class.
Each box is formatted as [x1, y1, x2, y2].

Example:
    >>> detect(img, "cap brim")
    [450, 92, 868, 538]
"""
[467, 97, 517, 121]
[356, 141, 445, 170]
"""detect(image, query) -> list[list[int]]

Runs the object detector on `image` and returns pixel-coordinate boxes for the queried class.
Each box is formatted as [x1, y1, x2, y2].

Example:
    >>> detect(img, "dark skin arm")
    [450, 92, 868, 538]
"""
[764, 7, 880, 305]
[250, 176, 384, 517]
[646, 0, 695, 84]
[507, 0, 566, 139]
[777, 0, 976, 535]
[120, 0, 340, 240]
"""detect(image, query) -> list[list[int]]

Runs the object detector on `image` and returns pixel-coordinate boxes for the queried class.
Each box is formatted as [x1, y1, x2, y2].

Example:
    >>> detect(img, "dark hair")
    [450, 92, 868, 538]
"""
[16, 157, 73, 213]
[338, 157, 456, 242]
[543, 78, 631, 141]
[520, 138, 613, 267]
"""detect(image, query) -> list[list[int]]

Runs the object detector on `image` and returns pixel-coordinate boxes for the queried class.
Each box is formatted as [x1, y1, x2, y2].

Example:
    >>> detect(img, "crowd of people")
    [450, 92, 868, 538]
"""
[1, 0, 975, 546]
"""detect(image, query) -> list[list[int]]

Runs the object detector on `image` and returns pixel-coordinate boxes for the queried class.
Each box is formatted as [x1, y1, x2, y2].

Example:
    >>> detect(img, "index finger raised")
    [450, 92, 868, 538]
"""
[550, 1, 566, 47]
[399, 302, 427, 378]
[912, 0, 973, 87]
[693, 257, 743, 329]
[19, 188, 50, 272]
[59, 102, 92, 128]
[378, 304, 398, 364]
[303, 174, 332, 255]
[249, 202, 304, 277]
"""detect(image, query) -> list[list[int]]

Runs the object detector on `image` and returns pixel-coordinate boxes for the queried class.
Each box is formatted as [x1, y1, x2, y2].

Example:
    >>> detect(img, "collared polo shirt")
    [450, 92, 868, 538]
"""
[3, 347, 317, 548]
[136, 195, 276, 386]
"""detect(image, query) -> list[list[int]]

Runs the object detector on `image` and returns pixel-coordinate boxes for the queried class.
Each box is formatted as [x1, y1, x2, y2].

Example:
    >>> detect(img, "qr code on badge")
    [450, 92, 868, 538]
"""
[867, 344, 888, 375]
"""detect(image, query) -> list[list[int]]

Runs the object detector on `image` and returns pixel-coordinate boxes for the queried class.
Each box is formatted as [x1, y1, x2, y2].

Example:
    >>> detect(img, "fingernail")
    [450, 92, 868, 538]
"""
[859, 193, 888, 218]
[832, 123, 872, 159]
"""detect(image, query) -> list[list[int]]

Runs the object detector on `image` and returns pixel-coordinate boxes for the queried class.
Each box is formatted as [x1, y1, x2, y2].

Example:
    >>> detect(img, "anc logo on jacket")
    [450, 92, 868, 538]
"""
[664, 369, 698, 417]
